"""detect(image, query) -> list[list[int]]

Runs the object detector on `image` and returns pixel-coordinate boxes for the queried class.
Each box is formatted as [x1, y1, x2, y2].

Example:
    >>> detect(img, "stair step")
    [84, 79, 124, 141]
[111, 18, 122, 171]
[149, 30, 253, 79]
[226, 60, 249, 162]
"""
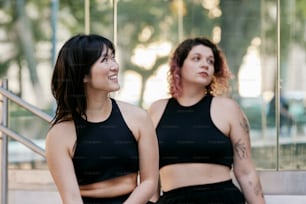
[8, 169, 61, 204]
[9, 190, 61, 204]
[9, 169, 55, 190]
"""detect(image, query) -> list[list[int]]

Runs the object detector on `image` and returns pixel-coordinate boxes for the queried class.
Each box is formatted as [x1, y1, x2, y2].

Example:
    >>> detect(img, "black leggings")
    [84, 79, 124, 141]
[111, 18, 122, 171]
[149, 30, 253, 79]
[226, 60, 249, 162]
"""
[156, 179, 245, 204]
[82, 194, 130, 204]
[82, 194, 154, 204]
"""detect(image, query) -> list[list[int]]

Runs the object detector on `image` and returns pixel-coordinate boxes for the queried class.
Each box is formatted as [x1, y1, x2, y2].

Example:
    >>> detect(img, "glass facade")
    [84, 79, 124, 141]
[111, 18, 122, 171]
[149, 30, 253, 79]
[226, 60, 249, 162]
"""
[0, 0, 305, 170]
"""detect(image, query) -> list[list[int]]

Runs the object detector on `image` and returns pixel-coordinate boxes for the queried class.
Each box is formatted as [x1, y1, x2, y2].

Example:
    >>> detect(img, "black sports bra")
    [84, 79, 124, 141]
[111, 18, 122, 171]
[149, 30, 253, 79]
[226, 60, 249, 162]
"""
[156, 95, 233, 169]
[72, 99, 139, 185]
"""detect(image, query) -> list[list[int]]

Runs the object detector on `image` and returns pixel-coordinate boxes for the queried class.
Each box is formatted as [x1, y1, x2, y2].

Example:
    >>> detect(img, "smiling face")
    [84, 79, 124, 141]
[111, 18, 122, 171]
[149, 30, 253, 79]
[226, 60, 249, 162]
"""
[180, 44, 215, 88]
[83, 47, 120, 93]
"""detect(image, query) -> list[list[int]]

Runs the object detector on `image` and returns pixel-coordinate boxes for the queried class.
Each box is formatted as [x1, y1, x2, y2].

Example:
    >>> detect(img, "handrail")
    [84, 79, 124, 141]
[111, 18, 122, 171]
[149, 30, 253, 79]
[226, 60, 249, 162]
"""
[0, 79, 52, 204]
[0, 86, 53, 123]
[0, 125, 45, 157]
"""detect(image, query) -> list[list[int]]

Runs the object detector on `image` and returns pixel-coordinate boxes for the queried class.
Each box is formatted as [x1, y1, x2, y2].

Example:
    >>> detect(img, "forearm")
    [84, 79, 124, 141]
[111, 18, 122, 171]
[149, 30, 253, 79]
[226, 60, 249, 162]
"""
[59, 191, 83, 204]
[149, 189, 160, 202]
[124, 180, 156, 204]
[148, 186, 160, 202]
[61, 198, 83, 204]
[237, 172, 265, 204]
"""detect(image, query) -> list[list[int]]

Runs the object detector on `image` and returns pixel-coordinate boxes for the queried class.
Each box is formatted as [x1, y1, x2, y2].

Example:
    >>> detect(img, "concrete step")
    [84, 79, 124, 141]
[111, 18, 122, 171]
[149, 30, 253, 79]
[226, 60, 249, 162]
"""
[6, 169, 306, 204]
[9, 190, 61, 204]
[8, 169, 61, 204]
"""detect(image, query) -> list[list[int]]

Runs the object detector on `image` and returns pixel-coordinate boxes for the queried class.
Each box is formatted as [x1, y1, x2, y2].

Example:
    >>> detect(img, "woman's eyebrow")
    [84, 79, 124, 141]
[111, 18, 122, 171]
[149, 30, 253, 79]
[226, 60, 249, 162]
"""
[101, 52, 107, 57]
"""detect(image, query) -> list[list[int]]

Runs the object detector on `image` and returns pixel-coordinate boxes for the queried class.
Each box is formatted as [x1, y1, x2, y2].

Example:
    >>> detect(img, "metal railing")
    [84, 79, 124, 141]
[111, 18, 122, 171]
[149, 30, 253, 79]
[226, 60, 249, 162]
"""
[0, 79, 52, 204]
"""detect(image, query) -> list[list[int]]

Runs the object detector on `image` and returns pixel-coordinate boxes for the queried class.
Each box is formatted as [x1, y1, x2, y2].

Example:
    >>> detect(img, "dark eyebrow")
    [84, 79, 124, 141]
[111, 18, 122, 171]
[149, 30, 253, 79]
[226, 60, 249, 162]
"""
[192, 52, 201, 56]
[101, 49, 114, 58]
[101, 52, 108, 58]
[191, 52, 214, 59]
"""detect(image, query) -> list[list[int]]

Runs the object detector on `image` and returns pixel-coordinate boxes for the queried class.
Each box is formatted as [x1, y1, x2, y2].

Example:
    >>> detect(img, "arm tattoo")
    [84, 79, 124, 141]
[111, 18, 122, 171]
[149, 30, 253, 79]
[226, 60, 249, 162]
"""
[240, 115, 250, 135]
[248, 181, 264, 198]
[234, 138, 248, 159]
[254, 183, 264, 198]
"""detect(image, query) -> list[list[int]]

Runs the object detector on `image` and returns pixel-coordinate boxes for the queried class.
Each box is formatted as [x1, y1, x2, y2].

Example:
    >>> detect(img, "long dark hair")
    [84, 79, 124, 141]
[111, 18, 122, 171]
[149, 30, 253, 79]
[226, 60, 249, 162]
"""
[168, 37, 232, 98]
[51, 34, 115, 125]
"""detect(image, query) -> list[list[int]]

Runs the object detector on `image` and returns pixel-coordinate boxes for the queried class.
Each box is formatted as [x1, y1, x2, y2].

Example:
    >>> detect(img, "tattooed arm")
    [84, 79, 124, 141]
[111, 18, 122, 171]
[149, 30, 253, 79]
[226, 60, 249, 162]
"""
[226, 99, 265, 204]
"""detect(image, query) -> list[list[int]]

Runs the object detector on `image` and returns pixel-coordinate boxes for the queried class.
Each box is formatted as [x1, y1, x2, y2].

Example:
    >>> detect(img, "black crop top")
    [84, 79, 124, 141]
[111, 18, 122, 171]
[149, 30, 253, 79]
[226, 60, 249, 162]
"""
[72, 99, 139, 185]
[156, 95, 233, 169]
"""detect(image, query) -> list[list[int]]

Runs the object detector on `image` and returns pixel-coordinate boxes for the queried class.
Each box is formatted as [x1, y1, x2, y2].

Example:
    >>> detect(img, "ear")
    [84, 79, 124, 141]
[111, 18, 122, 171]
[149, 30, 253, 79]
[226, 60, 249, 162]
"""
[83, 75, 89, 83]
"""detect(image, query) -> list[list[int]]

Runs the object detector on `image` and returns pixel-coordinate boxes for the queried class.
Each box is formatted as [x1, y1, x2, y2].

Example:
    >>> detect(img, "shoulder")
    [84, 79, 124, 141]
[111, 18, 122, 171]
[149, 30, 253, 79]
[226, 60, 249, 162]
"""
[211, 96, 245, 122]
[212, 96, 241, 112]
[147, 98, 170, 127]
[115, 99, 146, 115]
[47, 121, 75, 138]
[114, 99, 155, 140]
[148, 98, 169, 114]
[45, 120, 76, 156]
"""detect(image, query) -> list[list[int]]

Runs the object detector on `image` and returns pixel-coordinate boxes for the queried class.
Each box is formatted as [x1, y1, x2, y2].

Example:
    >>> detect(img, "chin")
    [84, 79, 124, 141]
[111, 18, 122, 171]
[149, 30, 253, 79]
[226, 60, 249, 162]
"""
[111, 85, 120, 92]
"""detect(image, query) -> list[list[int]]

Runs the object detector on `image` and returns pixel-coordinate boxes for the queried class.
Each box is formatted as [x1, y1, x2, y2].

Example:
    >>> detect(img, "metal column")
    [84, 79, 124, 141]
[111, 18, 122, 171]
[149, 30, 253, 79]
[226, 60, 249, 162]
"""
[1, 79, 8, 204]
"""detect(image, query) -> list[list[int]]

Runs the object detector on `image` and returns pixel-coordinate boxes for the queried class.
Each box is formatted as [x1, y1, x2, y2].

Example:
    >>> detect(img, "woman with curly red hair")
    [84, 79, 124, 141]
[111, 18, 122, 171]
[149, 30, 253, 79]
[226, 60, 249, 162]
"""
[148, 37, 265, 204]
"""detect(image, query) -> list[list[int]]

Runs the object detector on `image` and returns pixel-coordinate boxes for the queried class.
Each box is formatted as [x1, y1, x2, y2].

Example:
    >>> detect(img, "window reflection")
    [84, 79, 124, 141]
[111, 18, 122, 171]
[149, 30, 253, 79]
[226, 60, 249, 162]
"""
[2, 0, 306, 170]
[115, 0, 306, 170]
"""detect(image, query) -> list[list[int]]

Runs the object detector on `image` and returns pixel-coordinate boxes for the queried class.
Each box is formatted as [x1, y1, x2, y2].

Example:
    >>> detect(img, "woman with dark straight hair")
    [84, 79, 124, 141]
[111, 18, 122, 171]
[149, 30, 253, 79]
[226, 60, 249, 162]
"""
[46, 34, 159, 204]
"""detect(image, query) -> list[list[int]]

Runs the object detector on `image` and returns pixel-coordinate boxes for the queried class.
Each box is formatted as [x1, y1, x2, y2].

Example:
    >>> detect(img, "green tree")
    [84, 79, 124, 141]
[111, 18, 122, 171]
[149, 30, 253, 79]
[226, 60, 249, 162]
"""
[0, 0, 51, 102]
[219, 0, 261, 97]
[1, 0, 305, 108]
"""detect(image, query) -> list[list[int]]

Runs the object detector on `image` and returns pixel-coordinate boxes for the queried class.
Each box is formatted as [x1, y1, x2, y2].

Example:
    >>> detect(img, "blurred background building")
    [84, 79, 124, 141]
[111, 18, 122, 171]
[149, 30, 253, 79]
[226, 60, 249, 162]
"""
[0, 0, 305, 203]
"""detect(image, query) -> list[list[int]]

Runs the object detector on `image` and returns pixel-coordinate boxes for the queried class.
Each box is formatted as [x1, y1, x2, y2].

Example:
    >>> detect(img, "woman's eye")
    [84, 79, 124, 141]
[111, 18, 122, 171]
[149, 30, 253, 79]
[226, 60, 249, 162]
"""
[208, 59, 214, 65]
[101, 57, 106, 62]
[193, 57, 200, 61]
[102, 57, 111, 63]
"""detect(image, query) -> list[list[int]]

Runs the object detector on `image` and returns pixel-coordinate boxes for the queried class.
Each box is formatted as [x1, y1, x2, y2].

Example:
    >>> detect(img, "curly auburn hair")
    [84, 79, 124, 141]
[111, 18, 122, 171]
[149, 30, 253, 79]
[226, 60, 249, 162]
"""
[168, 37, 233, 98]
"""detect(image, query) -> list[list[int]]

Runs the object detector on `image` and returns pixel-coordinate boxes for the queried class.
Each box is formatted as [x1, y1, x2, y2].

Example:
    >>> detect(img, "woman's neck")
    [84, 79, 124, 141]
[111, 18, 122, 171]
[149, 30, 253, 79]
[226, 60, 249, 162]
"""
[85, 97, 112, 122]
[177, 88, 207, 107]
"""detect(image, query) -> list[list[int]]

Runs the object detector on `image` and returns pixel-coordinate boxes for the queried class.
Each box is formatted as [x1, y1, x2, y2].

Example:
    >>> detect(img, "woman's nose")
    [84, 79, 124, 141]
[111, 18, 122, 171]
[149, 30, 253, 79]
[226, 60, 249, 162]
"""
[110, 61, 119, 71]
[200, 61, 209, 69]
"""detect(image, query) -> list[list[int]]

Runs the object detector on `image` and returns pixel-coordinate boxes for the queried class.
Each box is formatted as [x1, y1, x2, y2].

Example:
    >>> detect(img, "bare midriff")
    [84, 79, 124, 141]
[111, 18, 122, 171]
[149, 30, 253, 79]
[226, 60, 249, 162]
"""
[79, 173, 138, 198]
[160, 163, 231, 192]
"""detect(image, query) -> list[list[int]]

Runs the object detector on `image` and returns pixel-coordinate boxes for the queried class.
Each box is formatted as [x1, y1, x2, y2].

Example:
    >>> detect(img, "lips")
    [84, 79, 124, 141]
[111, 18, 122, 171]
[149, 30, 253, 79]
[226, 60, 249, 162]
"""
[199, 72, 208, 77]
[108, 74, 118, 80]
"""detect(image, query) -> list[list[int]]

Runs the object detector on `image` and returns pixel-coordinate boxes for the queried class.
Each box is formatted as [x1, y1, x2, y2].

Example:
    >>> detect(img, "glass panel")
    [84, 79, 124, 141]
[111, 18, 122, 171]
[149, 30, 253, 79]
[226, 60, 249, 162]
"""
[249, 0, 278, 170]
[116, 0, 279, 169]
[279, 0, 306, 170]
[115, 0, 304, 170]
[1, 0, 305, 171]
[116, 0, 175, 107]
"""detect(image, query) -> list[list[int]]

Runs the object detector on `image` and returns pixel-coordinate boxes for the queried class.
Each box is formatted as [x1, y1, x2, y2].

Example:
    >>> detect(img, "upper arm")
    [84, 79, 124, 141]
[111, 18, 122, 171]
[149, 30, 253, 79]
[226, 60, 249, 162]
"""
[213, 98, 265, 203]
[45, 122, 83, 203]
[116, 101, 159, 183]
[136, 109, 159, 183]
[147, 99, 168, 128]
[227, 100, 256, 176]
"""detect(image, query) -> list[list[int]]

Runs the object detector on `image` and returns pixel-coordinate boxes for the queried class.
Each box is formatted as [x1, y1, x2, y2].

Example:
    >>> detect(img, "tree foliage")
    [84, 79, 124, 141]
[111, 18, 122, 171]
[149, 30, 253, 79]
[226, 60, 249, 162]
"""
[0, 0, 305, 107]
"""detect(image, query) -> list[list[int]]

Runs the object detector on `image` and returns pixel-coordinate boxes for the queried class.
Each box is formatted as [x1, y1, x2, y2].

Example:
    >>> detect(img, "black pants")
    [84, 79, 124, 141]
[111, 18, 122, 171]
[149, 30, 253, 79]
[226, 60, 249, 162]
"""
[156, 179, 245, 204]
[82, 194, 155, 204]
[82, 194, 130, 204]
